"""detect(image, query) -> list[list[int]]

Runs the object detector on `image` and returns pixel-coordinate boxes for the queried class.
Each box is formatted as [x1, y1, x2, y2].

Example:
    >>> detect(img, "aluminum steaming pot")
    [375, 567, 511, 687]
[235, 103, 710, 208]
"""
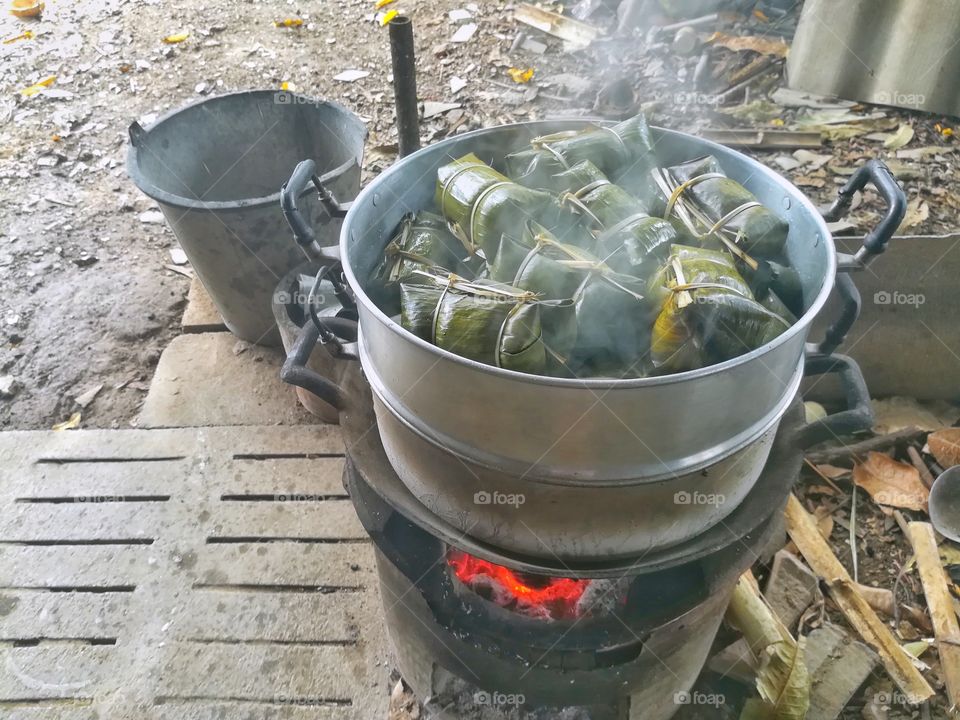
[279, 121, 904, 559]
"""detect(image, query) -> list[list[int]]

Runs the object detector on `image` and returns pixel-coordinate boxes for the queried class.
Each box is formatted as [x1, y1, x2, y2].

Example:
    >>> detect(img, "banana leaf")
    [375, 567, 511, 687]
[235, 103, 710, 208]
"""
[399, 270, 546, 374]
[666, 155, 789, 258]
[506, 114, 656, 191]
[435, 153, 555, 262]
[650, 251, 790, 371]
[373, 212, 463, 286]
[569, 270, 651, 376]
[550, 160, 610, 193]
[568, 181, 689, 279]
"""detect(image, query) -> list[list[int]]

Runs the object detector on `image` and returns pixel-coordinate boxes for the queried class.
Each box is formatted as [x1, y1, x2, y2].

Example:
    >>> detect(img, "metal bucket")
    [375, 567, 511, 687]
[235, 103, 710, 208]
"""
[126, 90, 366, 345]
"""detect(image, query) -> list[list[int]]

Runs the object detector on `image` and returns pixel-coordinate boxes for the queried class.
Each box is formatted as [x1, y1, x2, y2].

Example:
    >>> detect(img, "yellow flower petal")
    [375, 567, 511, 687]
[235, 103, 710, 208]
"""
[375, 0, 395, 8]
[379, 9, 398, 26]
[273, 18, 303, 27]
[3, 29, 34, 44]
[507, 67, 535, 84]
[280, 81, 297, 92]
[52, 412, 81, 431]
[162, 32, 189, 44]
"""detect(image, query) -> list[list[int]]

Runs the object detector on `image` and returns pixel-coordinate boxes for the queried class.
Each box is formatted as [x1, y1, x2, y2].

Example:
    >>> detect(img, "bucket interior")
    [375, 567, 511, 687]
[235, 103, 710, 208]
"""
[132, 91, 365, 205]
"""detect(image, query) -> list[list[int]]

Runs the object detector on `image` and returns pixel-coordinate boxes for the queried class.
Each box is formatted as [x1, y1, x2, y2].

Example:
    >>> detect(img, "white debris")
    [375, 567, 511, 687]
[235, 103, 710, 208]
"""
[0, 376, 19, 400]
[333, 69, 370, 83]
[139, 209, 165, 224]
[449, 8, 472, 22]
[169, 247, 189, 265]
[74, 383, 104, 409]
[450, 76, 468, 94]
[422, 101, 462, 119]
[450, 23, 477, 43]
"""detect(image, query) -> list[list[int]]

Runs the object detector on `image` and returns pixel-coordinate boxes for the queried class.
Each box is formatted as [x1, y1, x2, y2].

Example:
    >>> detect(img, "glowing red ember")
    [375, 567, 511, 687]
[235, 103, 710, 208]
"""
[447, 549, 591, 620]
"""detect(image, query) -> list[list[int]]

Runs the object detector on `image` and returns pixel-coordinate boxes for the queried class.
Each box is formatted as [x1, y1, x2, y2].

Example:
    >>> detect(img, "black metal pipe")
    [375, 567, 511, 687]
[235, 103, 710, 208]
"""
[389, 16, 421, 158]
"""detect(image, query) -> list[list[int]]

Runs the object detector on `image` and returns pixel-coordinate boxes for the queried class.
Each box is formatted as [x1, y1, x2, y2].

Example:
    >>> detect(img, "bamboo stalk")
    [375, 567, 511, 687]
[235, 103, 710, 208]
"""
[784, 495, 935, 704]
[907, 522, 960, 712]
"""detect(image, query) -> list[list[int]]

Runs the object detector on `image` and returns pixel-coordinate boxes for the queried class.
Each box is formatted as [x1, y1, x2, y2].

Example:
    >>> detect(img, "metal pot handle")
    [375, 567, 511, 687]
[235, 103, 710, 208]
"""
[811, 159, 906, 355]
[280, 158, 356, 261]
[280, 316, 360, 413]
[794, 353, 873, 450]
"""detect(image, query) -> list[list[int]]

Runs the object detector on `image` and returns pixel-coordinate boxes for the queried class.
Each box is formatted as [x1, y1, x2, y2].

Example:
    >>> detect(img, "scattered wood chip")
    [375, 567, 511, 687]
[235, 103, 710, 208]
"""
[907, 522, 960, 710]
[333, 69, 370, 83]
[784, 495, 936, 704]
[514, 3, 600, 49]
[450, 23, 477, 43]
[899, 198, 930, 232]
[853, 451, 929, 512]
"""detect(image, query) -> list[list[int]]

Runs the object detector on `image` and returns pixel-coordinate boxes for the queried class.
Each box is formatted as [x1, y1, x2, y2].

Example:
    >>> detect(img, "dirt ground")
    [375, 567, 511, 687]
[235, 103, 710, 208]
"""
[3, 0, 957, 431]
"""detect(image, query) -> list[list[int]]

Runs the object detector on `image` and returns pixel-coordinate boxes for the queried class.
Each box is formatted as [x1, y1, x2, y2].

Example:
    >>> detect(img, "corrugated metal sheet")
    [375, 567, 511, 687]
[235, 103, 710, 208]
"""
[787, 0, 960, 117]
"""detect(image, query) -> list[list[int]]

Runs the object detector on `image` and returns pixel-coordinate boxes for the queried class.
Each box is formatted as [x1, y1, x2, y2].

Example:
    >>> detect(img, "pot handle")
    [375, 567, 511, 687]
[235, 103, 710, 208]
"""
[280, 158, 356, 260]
[823, 159, 906, 270]
[793, 353, 873, 450]
[280, 317, 359, 413]
[811, 160, 905, 355]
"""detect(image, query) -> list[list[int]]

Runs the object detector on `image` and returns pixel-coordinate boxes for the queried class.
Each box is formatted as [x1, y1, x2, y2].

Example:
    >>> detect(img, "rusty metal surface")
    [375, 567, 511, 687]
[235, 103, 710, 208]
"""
[788, 0, 960, 117]
[0, 425, 389, 720]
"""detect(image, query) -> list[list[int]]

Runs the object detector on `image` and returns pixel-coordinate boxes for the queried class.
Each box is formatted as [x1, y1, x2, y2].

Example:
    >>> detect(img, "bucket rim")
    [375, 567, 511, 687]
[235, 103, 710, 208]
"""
[125, 90, 366, 212]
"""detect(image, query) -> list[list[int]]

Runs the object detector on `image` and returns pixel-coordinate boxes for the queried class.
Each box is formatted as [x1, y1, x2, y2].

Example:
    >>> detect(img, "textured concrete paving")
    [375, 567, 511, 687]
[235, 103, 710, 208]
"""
[139, 333, 315, 428]
[0, 425, 390, 719]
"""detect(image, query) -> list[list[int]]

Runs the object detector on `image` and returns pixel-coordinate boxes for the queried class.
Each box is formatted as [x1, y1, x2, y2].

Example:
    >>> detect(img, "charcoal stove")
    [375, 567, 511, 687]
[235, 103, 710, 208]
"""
[324, 356, 870, 719]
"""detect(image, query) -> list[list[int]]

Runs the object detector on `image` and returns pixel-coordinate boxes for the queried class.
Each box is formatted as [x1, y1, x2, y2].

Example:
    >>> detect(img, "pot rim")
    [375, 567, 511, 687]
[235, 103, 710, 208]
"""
[341, 121, 837, 390]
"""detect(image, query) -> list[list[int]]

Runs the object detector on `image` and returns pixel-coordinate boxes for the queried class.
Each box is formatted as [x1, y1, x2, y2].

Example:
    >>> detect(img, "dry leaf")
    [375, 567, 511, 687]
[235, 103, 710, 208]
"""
[884, 124, 915, 150]
[52, 412, 81, 431]
[816, 463, 851, 480]
[872, 397, 947, 434]
[853, 452, 929, 511]
[507, 67, 535, 84]
[707, 32, 789, 58]
[19, 75, 55, 97]
[929, 428, 960, 468]
[899, 198, 930, 231]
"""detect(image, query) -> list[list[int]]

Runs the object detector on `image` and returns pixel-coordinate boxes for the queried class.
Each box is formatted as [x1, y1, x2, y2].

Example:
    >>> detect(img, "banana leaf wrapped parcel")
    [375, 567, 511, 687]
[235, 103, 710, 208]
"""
[489, 222, 650, 373]
[659, 156, 789, 259]
[650, 247, 790, 372]
[436, 153, 556, 261]
[400, 270, 547, 374]
[506, 114, 656, 191]
[566, 180, 690, 279]
[373, 211, 463, 286]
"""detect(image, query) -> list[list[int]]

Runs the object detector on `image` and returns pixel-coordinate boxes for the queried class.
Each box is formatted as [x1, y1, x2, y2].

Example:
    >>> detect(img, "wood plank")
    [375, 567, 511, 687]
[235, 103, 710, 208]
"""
[175, 592, 358, 643]
[0, 592, 132, 639]
[191, 543, 375, 588]
[908, 522, 960, 711]
[784, 495, 935, 704]
[207, 501, 365, 541]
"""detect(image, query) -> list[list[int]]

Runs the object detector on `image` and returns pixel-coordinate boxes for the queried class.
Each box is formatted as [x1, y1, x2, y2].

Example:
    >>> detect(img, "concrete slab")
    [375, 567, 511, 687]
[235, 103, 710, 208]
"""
[138, 333, 315, 428]
[0, 425, 389, 720]
[180, 278, 227, 334]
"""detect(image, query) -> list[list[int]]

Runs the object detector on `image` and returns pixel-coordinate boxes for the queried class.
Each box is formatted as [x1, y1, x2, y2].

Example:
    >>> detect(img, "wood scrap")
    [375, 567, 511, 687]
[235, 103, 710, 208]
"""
[700, 129, 822, 150]
[514, 4, 600, 48]
[784, 495, 935, 704]
[805, 427, 925, 465]
[907, 522, 960, 711]
[907, 445, 937, 490]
